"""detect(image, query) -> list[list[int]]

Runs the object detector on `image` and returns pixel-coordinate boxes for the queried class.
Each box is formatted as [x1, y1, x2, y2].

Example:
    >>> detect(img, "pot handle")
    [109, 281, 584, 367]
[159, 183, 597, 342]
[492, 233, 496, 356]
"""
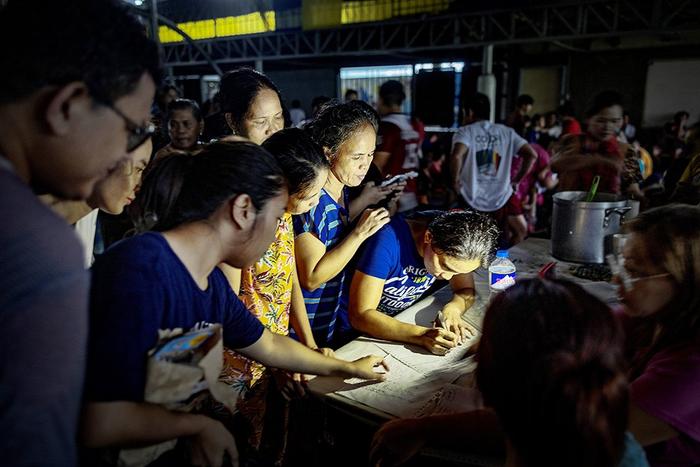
[604, 206, 632, 228]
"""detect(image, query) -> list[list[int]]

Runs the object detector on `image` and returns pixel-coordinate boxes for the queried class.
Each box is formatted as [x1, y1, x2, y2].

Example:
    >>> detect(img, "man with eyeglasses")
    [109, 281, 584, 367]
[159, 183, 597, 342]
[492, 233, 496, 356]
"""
[0, 1, 159, 466]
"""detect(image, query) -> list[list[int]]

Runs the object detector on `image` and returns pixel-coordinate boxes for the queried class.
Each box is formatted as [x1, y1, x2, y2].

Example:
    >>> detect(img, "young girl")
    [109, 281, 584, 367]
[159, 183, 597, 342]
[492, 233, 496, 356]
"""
[218, 67, 286, 145]
[218, 129, 332, 461]
[614, 204, 700, 465]
[81, 141, 387, 466]
[294, 100, 392, 348]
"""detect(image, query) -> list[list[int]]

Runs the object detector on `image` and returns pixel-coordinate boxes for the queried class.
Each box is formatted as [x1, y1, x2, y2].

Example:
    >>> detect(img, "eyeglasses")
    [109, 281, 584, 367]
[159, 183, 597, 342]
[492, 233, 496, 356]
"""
[606, 254, 671, 290]
[102, 102, 155, 152]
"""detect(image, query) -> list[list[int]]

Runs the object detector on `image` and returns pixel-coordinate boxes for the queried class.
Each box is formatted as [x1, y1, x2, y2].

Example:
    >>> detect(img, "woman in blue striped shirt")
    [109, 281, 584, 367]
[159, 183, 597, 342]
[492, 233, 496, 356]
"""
[294, 100, 393, 348]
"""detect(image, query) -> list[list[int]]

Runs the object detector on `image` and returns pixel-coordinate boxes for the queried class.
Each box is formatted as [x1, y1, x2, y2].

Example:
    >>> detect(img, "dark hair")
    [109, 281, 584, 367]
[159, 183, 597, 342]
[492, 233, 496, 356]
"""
[344, 89, 358, 100]
[462, 93, 491, 120]
[0, 0, 160, 106]
[311, 95, 331, 110]
[427, 211, 498, 267]
[516, 94, 534, 108]
[218, 67, 285, 134]
[476, 278, 628, 467]
[262, 128, 329, 197]
[305, 100, 379, 154]
[157, 84, 179, 108]
[160, 84, 178, 94]
[379, 80, 406, 107]
[132, 141, 285, 232]
[624, 204, 700, 378]
[167, 99, 203, 122]
[586, 90, 623, 118]
[674, 110, 690, 123]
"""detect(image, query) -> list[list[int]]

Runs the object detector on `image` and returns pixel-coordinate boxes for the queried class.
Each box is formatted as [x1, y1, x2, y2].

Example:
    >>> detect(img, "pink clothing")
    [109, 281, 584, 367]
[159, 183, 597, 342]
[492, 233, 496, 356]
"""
[510, 143, 552, 205]
[616, 309, 700, 466]
[630, 343, 700, 466]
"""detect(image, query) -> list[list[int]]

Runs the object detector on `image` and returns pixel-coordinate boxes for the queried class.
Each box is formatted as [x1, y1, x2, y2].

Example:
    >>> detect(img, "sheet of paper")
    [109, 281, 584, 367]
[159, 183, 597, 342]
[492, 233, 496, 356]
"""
[311, 239, 619, 419]
[413, 384, 483, 418]
[336, 354, 455, 418]
[373, 338, 476, 376]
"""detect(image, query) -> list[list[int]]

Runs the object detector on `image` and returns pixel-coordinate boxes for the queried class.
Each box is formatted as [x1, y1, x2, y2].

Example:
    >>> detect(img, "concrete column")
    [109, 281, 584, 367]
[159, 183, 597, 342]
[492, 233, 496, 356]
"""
[477, 44, 496, 122]
[255, 59, 264, 72]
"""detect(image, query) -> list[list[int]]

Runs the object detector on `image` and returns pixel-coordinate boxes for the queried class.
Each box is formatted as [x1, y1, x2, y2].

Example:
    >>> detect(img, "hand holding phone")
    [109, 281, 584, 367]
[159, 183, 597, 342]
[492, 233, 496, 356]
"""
[379, 171, 418, 187]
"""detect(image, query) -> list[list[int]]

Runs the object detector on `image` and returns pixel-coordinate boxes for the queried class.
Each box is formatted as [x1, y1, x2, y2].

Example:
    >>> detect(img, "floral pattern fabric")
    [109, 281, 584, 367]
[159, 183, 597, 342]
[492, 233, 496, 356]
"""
[220, 212, 295, 391]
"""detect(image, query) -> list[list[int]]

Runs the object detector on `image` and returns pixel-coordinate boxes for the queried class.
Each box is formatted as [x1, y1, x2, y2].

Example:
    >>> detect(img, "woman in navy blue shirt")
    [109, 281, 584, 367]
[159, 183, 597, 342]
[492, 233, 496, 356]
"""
[82, 141, 387, 466]
[349, 210, 498, 354]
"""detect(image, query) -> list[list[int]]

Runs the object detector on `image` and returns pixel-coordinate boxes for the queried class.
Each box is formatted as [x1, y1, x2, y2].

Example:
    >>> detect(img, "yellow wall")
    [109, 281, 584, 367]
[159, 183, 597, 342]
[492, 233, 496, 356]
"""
[341, 0, 450, 25]
[159, 11, 276, 43]
[159, 1, 452, 42]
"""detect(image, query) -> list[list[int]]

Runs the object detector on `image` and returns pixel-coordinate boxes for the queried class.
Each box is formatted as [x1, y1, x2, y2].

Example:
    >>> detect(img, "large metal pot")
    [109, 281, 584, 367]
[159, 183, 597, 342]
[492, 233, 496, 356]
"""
[551, 191, 632, 264]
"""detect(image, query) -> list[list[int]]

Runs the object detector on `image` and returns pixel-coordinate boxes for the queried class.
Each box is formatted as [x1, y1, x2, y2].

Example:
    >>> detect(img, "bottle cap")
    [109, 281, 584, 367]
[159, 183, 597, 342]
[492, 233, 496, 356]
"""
[496, 250, 509, 258]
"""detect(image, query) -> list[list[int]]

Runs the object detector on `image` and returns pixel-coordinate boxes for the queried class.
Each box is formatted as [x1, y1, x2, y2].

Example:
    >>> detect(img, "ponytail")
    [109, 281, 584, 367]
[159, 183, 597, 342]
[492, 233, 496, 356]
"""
[131, 141, 285, 232]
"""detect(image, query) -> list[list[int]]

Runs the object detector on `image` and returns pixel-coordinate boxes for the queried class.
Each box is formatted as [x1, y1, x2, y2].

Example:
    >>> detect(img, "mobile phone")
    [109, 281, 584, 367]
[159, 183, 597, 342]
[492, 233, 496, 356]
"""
[379, 171, 418, 187]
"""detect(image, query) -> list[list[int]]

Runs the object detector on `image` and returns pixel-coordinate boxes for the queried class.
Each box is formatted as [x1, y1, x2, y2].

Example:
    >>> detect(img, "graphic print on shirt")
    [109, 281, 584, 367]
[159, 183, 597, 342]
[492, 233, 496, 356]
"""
[474, 133, 503, 177]
[382, 113, 422, 171]
[379, 264, 436, 315]
[475, 149, 502, 177]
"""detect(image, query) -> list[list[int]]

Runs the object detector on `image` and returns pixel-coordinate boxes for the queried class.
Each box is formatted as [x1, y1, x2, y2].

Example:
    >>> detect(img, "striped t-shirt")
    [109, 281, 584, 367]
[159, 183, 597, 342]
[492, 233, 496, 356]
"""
[292, 188, 350, 347]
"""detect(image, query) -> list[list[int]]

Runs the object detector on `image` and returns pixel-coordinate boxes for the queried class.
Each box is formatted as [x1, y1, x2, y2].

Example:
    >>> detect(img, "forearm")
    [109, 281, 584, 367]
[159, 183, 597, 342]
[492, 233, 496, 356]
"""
[628, 402, 678, 446]
[450, 151, 464, 189]
[81, 401, 209, 448]
[513, 147, 537, 184]
[289, 270, 317, 348]
[242, 331, 353, 377]
[441, 289, 476, 316]
[301, 232, 366, 290]
[513, 158, 535, 185]
[351, 307, 426, 346]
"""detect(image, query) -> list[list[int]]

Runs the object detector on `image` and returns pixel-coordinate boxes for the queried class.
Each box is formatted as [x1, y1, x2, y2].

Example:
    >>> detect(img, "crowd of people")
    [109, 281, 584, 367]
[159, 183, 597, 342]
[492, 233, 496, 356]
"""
[1, 1, 699, 467]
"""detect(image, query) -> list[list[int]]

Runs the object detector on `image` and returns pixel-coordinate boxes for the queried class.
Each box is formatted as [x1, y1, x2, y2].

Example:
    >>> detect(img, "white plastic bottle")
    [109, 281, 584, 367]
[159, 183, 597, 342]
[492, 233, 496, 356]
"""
[489, 250, 517, 295]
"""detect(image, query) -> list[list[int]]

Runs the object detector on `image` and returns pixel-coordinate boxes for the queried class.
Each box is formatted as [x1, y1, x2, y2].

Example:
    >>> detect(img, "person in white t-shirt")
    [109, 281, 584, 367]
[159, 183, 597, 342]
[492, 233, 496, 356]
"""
[450, 93, 537, 246]
[289, 99, 306, 127]
[375, 80, 425, 212]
